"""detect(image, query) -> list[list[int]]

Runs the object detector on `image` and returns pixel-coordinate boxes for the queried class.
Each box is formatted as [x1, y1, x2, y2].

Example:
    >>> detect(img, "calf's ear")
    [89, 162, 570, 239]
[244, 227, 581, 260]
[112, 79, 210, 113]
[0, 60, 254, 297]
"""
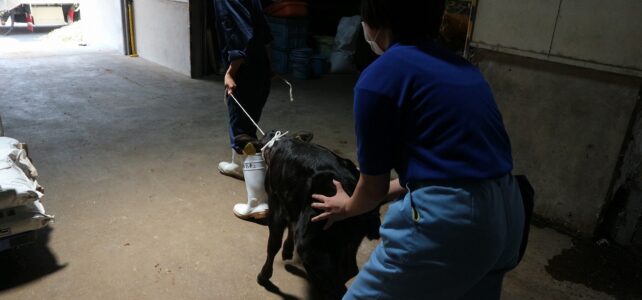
[234, 134, 256, 144]
[234, 134, 259, 151]
[294, 131, 314, 143]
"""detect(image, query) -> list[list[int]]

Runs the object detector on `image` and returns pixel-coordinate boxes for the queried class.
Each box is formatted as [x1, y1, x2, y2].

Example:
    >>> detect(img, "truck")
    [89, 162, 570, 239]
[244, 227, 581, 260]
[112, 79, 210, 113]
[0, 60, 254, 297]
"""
[1, 0, 80, 35]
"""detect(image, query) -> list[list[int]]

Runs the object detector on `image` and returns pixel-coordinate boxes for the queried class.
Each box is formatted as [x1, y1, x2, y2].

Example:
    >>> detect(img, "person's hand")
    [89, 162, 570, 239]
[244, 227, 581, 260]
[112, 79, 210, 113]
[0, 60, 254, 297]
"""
[311, 180, 351, 230]
[224, 72, 237, 95]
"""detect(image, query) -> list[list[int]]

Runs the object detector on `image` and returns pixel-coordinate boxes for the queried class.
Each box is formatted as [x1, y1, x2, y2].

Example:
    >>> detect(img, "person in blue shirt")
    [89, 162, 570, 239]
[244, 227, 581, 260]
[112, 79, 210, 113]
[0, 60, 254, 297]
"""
[214, 0, 273, 219]
[311, 0, 525, 299]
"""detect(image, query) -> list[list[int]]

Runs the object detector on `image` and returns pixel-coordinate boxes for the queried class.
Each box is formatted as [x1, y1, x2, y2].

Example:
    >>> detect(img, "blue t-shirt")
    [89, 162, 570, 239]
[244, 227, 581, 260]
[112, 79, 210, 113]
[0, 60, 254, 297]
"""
[354, 41, 513, 186]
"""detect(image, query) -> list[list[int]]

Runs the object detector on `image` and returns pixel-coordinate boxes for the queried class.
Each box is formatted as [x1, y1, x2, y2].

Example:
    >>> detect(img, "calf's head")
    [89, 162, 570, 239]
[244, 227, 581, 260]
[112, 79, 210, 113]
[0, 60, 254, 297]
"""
[234, 130, 314, 159]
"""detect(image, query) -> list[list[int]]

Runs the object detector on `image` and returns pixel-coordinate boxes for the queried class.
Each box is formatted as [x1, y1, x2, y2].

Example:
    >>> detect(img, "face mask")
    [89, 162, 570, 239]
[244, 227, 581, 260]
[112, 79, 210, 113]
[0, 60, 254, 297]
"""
[362, 22, 384, 55]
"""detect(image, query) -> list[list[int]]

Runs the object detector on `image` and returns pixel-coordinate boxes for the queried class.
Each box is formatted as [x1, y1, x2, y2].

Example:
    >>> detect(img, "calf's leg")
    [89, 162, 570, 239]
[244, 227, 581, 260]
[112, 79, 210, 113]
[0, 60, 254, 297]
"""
[257, 216, 287, 286]
[282, 225, 295, 261]
[301, 251, 347, 300]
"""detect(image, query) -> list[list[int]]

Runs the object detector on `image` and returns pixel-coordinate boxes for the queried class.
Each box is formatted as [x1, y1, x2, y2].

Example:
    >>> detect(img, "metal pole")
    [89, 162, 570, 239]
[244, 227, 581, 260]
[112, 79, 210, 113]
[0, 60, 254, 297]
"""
[0, 114, 4, 136]
[121, 0, 131, 55]
[127, 1, 138, 57]
[463, 0, 478, 60]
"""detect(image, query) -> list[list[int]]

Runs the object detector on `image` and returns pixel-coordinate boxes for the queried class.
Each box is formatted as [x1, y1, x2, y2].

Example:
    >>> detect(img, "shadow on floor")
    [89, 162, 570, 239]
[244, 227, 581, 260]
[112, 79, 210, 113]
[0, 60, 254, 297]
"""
[546, 237, 642, 300]
[242, 217, 269, 226]
[0, 227, 67, 292]
[285, 264, 334, 300]
[260, 262, 346, 300]
[259, 278, 300, 300]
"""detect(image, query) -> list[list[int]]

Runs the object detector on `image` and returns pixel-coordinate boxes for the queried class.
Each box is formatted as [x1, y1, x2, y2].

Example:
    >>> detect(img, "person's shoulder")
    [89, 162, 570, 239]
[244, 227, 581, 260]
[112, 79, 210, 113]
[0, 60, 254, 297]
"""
[356, 49, 409, 93]
[398, 41, 484, 84]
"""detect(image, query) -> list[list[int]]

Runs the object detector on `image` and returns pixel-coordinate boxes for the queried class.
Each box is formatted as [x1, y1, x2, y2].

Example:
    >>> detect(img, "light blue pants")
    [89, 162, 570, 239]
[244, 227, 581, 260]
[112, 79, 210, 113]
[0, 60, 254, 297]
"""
[344, 175, 525, 300]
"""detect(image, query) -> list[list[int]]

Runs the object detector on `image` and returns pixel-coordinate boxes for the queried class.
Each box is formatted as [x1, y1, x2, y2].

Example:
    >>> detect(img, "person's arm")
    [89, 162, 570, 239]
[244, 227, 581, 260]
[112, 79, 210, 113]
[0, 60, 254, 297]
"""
[311, 176, 405, 229]
[311, 173, 389, 229]
[213, 0, 253, 82]
[225, 58, 244, 95]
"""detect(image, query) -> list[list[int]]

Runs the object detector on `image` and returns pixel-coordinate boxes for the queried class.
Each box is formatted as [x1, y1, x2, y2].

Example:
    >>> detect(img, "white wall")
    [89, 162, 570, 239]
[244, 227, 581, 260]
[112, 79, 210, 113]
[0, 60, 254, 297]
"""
[471, 0, 642, 77]
[80, 0, 125, 53]
[133, 0, 191, 76]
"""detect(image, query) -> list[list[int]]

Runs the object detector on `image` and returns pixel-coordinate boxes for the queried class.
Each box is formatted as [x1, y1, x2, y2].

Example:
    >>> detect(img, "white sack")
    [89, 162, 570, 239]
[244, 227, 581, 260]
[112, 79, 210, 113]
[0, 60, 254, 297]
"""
[0, 200, 53, 238]
[330, 15, 361, 74]
[0, 137, 44, 210]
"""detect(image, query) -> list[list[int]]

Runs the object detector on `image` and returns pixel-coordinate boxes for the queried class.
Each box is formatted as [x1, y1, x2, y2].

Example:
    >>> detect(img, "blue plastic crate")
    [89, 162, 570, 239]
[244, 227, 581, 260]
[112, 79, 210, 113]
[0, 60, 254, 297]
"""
[267, 16, 309, 51]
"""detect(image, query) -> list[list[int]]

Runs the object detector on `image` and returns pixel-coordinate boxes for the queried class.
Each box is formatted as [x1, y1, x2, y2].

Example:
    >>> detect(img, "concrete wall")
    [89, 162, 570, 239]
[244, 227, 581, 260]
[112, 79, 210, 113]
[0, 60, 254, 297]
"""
[605, 95, 642, 245]
[80, 0, 125, 53]
[472, 0, 642, 77]
[133, 0, 190, 76]
[477, 51, 641, 234]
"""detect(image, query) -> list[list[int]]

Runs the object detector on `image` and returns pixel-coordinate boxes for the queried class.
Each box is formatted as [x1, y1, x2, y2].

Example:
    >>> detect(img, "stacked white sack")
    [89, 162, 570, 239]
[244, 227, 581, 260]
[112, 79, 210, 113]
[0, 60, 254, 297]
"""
[0, 137, 53, 238]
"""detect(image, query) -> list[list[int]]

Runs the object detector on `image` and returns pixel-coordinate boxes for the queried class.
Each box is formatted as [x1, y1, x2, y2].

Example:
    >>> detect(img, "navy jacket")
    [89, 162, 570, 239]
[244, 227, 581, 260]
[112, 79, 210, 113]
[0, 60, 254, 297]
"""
[213, 0, 272, 67]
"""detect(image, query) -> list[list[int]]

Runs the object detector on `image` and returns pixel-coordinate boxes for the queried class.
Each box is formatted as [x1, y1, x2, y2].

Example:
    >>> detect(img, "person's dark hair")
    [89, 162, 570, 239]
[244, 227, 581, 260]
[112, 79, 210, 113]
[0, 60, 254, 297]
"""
[361, 0, 446, 42]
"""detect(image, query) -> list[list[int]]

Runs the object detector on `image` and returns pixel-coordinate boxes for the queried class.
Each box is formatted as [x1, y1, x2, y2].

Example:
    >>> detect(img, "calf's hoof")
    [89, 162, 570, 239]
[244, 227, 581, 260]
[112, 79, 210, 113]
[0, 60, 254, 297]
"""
[257, 272, 271, 287]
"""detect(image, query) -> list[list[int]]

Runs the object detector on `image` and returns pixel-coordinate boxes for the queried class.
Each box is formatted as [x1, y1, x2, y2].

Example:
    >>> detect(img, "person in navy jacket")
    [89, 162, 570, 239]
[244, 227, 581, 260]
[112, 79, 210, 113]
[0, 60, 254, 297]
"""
[214, 0, 273, 219]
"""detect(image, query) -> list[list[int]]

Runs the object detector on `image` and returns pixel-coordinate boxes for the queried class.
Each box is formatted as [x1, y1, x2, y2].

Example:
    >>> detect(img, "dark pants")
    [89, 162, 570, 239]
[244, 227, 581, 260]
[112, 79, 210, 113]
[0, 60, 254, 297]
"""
[227, 63, 271, 153]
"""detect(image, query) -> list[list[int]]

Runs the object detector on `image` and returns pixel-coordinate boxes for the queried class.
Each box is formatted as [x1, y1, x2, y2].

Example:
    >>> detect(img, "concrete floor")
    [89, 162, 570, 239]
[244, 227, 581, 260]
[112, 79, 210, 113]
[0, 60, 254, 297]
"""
[0, 32, 618, 299]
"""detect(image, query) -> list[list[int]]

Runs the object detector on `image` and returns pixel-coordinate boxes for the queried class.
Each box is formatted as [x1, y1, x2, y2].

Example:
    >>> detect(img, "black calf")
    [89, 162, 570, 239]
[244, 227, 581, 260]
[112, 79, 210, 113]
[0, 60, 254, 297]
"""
[239, 131, 381, 299]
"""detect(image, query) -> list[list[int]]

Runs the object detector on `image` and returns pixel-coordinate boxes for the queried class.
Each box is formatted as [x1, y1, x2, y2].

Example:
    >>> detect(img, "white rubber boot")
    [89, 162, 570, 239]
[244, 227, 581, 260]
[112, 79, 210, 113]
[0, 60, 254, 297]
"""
[218, 151, 245, 180]
[233, 154, 269, 219]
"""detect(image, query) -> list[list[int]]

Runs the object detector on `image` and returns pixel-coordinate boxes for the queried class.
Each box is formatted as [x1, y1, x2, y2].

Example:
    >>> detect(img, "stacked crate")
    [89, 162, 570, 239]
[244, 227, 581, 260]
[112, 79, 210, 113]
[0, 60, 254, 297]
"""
[267, 16, 309, 74]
